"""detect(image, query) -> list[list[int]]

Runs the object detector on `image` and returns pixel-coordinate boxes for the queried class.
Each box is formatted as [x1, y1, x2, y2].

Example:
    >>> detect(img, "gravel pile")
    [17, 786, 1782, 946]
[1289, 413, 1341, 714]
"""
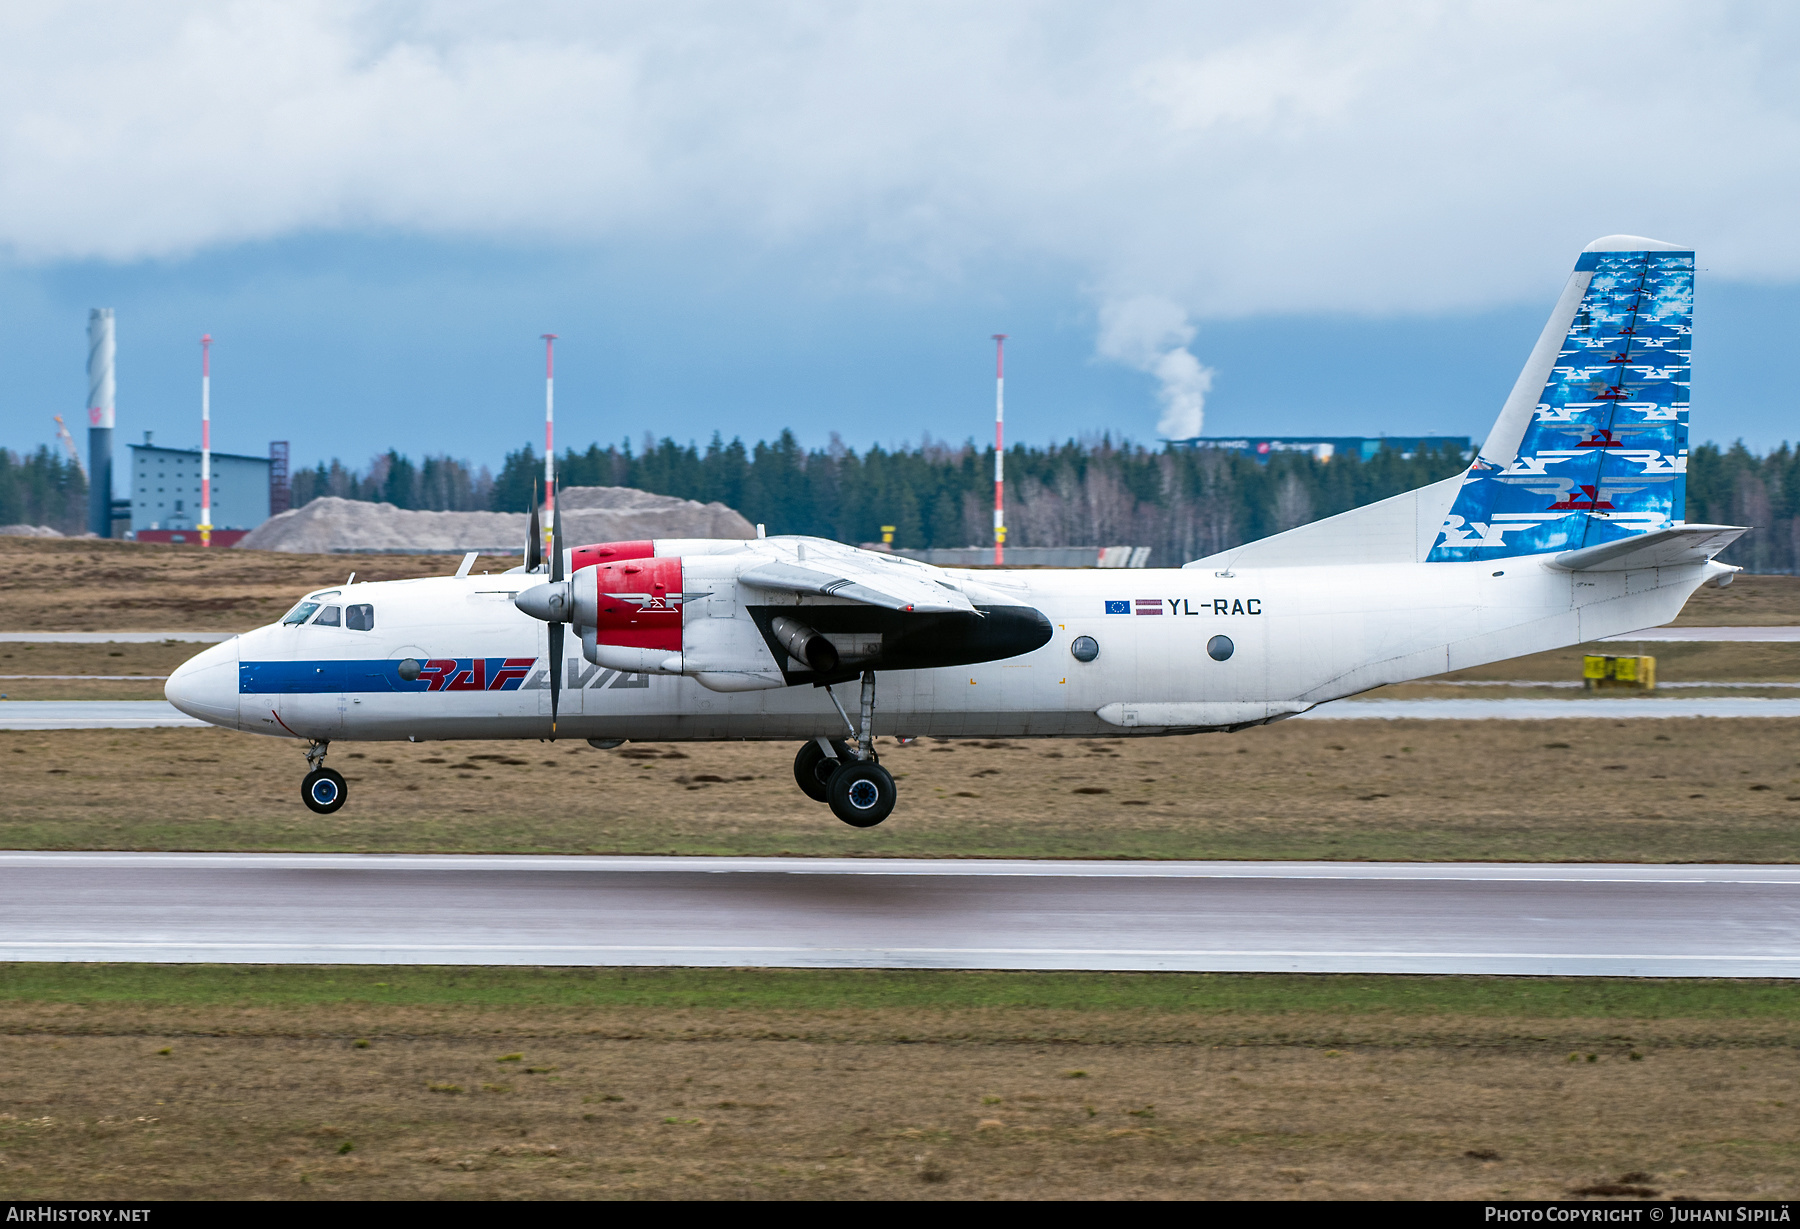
[0, 525, 64, 537]
[236, 487, 755, 554]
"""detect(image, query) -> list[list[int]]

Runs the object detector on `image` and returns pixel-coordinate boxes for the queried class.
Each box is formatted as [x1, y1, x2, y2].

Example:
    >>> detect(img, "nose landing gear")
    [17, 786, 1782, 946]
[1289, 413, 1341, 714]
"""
[300, 740, 347, 814]
[796, 670, 898, 827]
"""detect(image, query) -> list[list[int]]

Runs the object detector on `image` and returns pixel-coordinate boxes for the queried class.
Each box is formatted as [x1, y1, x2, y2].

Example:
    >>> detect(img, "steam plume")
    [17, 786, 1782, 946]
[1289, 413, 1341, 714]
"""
[1096, 296, 1215, 439]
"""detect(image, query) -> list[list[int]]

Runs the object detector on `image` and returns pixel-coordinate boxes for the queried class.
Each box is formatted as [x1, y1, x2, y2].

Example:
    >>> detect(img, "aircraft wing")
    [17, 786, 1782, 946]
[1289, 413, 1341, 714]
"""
[737, 557, 977, 614]
[1551, 524, 1747, 572]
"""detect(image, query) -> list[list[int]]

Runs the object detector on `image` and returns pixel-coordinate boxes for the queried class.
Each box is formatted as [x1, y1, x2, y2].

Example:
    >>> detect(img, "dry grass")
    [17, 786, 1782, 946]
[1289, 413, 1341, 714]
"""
[1671, 573, 1800, 625]
[0, 971, 1794, 1200]
[4, 716, 1799, 861]
[0, 537, 476, 632]
[1, 536, 1794, 634]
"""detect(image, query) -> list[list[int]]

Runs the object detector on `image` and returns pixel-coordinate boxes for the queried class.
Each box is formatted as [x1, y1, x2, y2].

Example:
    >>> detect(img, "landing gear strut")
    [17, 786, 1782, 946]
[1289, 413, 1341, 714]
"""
[797, 670, 897, 827]
[301, 740, 347, 815]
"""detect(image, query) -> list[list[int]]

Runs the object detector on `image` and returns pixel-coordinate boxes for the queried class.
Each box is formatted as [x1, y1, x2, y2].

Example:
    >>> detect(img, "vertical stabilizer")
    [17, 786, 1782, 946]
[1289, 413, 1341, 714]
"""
[1427, 236, 1692, 562]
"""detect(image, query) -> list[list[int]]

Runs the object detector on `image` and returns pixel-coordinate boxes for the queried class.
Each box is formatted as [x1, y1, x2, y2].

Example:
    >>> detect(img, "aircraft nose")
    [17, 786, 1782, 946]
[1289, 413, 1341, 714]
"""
[164, 638, 240, 728]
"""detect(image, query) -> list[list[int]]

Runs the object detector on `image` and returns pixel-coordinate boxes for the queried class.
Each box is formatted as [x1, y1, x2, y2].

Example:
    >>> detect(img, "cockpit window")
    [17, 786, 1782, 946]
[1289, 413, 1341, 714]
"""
[280, 601, 321, 626]
[313, 605, 341, 627]
[345, 604, 375, 631]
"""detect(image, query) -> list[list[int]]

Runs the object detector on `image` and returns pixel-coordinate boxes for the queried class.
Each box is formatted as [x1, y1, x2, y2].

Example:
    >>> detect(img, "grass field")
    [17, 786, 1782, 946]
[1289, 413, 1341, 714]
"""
[0, 965, 1793, 1200]
[0, 537, 476, 632]
[5, 716, 1800, 861]
[2, 535, 1797, 632]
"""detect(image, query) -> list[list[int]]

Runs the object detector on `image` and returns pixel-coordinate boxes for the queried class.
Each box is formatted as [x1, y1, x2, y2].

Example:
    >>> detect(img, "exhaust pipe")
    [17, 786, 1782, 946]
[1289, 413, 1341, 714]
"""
[771, 616, 839, 673]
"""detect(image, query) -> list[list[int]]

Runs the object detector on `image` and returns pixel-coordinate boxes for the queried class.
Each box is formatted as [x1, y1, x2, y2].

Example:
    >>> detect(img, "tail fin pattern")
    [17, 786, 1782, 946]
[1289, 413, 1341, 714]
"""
[1427, 245, 1693, 562]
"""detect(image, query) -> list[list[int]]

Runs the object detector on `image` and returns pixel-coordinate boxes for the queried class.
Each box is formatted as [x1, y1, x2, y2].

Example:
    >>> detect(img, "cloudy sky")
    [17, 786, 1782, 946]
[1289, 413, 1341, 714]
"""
[3, 1, 1797, 478]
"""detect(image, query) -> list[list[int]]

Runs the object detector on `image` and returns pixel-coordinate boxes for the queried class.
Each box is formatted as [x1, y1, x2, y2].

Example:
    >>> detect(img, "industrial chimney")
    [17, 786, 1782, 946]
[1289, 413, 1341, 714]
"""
[86, 308, 116, 538]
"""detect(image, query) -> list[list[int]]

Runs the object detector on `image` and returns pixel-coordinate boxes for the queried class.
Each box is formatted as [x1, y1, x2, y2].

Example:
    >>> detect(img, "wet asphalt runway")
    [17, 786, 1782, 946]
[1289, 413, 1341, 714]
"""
[1, 853, 1794, 975]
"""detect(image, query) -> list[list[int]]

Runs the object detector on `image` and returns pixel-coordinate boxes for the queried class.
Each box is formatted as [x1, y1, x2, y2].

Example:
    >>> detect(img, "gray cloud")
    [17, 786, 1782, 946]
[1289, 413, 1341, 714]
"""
[2, 1, 1797, 321]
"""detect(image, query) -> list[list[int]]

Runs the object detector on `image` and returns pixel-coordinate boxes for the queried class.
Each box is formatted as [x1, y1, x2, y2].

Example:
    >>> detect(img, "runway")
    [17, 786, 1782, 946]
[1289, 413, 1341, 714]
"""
[1300, 697, 1800, 719]
[0, 632, 235, 643]
[9, 696, 1800, 730]
[1600, 626, 1800, 642]
[0, 701, 205, 729]
[1, 852, 1795, 975]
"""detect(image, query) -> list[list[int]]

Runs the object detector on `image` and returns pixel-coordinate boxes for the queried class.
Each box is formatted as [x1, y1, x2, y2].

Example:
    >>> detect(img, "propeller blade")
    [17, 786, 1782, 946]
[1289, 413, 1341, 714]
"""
[526, 481, 542, 573]
[548, 620, 563, 732]
[551, 508, 565, 584]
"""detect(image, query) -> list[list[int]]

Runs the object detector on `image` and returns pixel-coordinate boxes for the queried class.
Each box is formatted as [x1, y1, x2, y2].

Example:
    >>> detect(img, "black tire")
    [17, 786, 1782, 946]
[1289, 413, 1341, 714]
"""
[793, 739, 852, 803]
[302, 767, 348, 814]
[827, 761, 897, 828]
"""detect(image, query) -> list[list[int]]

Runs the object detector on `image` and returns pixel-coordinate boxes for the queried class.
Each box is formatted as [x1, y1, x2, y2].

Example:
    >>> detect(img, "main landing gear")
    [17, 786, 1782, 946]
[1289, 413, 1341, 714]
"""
[300, 740, 347, 815]
[793, 670, 897, 827]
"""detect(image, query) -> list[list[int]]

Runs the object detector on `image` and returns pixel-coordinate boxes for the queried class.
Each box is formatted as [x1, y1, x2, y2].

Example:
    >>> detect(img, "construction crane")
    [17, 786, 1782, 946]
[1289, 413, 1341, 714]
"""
[52, 415, 84, 473]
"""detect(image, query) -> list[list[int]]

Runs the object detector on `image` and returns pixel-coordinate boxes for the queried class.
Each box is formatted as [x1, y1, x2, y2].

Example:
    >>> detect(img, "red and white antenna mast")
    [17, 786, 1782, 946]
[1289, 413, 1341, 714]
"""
[199, 333, 213, 548]
[541, 333, 558, 560]
[992, 334, 1007, 566]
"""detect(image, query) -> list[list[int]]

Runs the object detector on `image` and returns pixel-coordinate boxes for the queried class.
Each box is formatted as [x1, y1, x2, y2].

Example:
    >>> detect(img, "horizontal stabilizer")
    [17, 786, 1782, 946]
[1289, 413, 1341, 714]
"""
[1551, 524, 1745, 572]
[737, 561, 974, 614]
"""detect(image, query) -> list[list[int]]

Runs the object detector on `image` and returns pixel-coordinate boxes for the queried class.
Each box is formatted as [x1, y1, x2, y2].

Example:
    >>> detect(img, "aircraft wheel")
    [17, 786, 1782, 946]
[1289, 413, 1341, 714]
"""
[302, 767, 348, 815]
[828, 761, 896, 828]
[793, 739, 852, 803]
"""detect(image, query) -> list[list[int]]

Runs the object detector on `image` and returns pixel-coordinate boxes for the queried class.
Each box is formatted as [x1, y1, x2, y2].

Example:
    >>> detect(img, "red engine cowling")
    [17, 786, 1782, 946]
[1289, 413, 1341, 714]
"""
[590, 556, 682, 651]
[572, 556, 685, 673]
[569, 539, 656, 571]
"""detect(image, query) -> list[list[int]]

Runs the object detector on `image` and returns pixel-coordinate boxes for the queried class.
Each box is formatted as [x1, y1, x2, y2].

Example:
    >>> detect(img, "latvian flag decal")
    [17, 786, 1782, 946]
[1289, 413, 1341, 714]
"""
[1134, 599, 1162, 615]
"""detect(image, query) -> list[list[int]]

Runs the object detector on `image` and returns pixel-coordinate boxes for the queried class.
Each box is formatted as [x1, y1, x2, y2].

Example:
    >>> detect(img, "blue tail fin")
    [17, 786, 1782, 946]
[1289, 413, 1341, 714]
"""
[1427, 236, 1692, 562]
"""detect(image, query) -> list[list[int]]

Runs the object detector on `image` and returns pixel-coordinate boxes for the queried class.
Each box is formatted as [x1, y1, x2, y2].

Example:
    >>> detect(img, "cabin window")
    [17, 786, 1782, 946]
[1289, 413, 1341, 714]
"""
[1070, 635, 1099, 663]
[346, 604, 375, 631]
[1207, 635, 1234, 662]
[313, 605, 341, 627]
[280, 601, 321, 626]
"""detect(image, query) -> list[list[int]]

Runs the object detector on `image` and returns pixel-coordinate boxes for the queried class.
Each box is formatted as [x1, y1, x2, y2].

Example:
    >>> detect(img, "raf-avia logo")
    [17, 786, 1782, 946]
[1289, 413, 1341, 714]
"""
[1106, 598, 1262, 616]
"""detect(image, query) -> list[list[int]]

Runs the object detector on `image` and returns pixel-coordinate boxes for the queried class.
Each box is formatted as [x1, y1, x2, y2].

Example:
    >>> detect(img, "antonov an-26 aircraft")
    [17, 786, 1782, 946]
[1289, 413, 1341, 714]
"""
[167, 236, 1742, 827]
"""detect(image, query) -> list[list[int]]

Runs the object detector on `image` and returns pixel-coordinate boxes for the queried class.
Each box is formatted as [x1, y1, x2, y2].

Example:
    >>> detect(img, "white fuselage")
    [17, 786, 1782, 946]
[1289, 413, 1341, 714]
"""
[165, 547, 1724, 744]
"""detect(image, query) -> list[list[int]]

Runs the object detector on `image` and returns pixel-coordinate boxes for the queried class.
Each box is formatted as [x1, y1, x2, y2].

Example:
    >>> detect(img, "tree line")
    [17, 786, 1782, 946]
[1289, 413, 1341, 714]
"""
[288, 434, 1800, 570]
[1687, 442, 1800, 574]
[291, 451, 494, 512]
[295, 432, 1474, 565]
[14, 433, 1800, 570]
[0, 446, 87, 533]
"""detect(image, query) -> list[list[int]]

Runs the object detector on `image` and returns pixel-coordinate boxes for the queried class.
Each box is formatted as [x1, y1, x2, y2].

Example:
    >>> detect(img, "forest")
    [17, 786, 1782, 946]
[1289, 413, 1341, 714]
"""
[10, 434, 1799, 572]
[0, 446, 87, 535]
[296, 433, 1800, 571]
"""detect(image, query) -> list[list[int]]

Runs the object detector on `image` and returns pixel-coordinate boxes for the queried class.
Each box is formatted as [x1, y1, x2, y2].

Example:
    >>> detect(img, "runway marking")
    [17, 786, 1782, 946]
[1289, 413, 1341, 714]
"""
[0, 632, 236, 643]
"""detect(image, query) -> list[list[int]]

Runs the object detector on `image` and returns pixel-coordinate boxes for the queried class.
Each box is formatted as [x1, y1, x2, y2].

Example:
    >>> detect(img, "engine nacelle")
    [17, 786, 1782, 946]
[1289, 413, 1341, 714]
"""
[573, 557, 684, 674]
[567, 556, 785, 691]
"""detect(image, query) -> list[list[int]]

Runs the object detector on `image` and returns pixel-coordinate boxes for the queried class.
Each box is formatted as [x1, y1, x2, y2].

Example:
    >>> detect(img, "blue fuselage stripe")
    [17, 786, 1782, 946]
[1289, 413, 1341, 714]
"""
[239, 659, 536, 694]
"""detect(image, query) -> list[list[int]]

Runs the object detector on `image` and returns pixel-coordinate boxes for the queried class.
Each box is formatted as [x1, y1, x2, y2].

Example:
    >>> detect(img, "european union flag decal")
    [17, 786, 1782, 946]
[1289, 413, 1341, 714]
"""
[1105, 600, 1130, 614]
